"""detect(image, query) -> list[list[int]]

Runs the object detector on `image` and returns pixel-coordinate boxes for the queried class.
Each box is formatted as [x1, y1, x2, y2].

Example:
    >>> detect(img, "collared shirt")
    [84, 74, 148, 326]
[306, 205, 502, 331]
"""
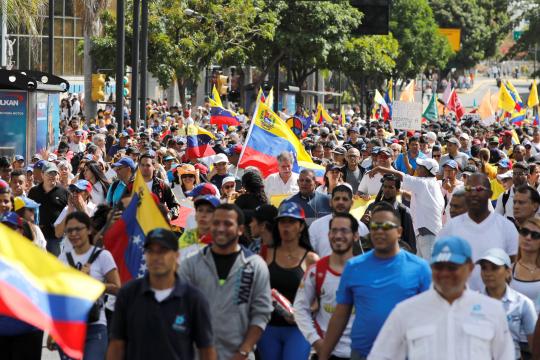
[395, 151, 426, 173]
[264, 172, 299, 199]
[110, 275, 213, 360]
[481, 286, 537, 358]
[309, 214, 369, 256]
[402, 174, 445, 235]
[282, 191, 332, 226]
[28, 184, 69, 239]
[368, 288, 515, 360]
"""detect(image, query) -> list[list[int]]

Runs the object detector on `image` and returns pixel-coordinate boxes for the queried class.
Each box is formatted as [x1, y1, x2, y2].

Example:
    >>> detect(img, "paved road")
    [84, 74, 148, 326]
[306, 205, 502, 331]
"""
[457, 76, 533, 109]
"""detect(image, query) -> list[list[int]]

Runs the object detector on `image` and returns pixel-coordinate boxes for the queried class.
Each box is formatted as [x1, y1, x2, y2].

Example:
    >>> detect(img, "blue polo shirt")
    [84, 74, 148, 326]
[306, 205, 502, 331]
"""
[394, 151, 426, 173]
[336, 250, 432, 356]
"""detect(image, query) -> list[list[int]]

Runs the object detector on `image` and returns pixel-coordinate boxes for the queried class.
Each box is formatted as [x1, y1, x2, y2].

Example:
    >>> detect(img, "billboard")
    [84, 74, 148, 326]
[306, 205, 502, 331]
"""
[439, 28, 461, 52]
[0, 90, 27, 157]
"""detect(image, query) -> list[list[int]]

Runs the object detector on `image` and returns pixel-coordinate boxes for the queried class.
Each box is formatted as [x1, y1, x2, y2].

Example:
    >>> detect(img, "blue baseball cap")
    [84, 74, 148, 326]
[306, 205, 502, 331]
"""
[443, 159, 459, 169]
[69, 179, 93, 193]
[14, 155, 24, 162]
[476, 248, 511, 268]
[0, 212, 22, 228]
[276, 202, 306, 221]
[431, 236, 472, 265]
[112, 157, 136, 171]
[194, 195, 220, 209]
[497, 158, 512, 169]
[119, 131, 130, 138]
[34, 160, 47, 170]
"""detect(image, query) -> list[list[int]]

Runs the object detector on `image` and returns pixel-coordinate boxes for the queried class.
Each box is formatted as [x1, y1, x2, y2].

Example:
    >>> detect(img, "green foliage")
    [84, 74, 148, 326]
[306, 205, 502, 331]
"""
[390, 0, 452, 78]
[429, 0, 511, 69]
[506, 0, 540, 74]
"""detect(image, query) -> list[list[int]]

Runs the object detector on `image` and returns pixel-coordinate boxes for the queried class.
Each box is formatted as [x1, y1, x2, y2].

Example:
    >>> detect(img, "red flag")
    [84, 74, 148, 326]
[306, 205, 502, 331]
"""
[447, 89, 465, 121]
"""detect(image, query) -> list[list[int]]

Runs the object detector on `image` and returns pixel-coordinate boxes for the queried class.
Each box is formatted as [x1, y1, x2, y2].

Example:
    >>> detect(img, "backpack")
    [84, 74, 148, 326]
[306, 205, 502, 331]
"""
[314, 256, 331, 299]
[66, 247, 103, 323]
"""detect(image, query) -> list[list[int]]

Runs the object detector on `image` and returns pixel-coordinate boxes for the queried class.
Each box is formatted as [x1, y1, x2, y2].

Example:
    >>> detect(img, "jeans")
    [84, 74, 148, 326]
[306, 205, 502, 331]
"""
[416, 233, 436, 261]
[258, 325, 311, 360]
[59, 324, 108, 360]
[46, 237, 62, 257]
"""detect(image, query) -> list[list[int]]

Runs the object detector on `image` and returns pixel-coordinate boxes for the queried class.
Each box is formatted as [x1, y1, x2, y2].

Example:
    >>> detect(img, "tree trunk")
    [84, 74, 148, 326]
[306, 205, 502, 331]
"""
[177, 77, 186, 109]
[83, 30, 97, 120]
[190, 79, 198, 108]
[238, 66, 246, 109]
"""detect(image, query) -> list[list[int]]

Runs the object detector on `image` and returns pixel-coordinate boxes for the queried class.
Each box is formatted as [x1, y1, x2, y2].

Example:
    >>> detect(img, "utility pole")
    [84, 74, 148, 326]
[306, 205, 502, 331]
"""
[273, 62, 279, 111]
[48, 0, 54, 74]
[131, 0, 140, 128]
[115, 0, 125, 132]
[139, 0, 149, 126]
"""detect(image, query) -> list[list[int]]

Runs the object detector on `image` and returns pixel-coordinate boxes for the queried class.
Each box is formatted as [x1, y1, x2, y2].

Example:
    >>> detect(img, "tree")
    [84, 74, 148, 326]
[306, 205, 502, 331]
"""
[429, 0, 511, 70]
[390, 0, 452, 79]
[505, 1, 540, 76]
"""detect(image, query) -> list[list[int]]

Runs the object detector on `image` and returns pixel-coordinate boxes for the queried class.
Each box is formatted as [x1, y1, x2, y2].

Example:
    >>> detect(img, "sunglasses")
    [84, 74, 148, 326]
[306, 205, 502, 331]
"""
[519, 227, 540, 240]
[464, 185, 488, 192]
[369, 221, 399, 231]
[432, 262, 460, 272]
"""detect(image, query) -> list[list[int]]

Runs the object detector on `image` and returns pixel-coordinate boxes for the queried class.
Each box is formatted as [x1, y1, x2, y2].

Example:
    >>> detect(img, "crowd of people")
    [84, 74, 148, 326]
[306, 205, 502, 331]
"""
[2, 95, 540, 360]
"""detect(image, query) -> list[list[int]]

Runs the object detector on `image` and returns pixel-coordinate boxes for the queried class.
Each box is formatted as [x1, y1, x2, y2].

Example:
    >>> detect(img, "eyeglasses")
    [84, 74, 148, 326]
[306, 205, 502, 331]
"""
[65, 226, 86, 234]
[369, 221, 399, 231]
[464, 185, 488, 192]
[329, 228, 353, 235]
[432, 262, 460, 272]
[519, 227, 540, 240]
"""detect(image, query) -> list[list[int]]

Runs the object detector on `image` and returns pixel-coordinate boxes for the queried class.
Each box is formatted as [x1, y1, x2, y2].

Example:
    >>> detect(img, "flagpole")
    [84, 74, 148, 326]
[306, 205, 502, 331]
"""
[235, 89, 262, 178]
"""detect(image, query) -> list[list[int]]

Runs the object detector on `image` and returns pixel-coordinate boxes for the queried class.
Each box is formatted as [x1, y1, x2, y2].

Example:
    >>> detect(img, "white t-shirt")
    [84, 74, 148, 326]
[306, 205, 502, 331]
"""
[437, 212, 519, 291]
[402, 175, 445, 235]
[59, 246, 117, 325]
[308, 214, 369, 257]
[357, 172, 383, 196]
[90, 182, 107, 205]
[152, 287, 174, 302]
[264, 172, 299, 199]
[440, 179, 464, 225]
[54, 202, 98, 227]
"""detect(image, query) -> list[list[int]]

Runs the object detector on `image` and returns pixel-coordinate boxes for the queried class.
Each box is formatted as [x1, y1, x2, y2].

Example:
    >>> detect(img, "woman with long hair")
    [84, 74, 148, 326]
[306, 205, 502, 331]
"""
[316, 163, 344, 195]
[60, 98, 71, 121]
[57, 160, 74, 188]
[172, 164, 200, 200]
[82, 161, 110, 205]
[258, 202, 318, 360]
[511, 216, 540, 312]
[235, 170, 268, 210]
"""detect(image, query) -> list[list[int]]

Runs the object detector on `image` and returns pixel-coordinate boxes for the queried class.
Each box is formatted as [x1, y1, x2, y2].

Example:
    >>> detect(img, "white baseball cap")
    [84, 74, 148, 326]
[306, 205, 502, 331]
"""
[416, 158, 440, 175]
[213, 153, 228, 164]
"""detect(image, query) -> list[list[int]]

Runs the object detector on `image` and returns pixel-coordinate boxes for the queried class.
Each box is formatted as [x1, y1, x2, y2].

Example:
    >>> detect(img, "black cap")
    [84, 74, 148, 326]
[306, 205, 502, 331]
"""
[144, 228, 179, 251]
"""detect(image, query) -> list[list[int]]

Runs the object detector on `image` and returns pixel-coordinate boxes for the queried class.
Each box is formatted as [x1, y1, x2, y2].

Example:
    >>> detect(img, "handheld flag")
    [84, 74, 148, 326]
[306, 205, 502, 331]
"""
[506, 80, 524, 110]
[422, 94, 438, 122]
[447, 89, 465, 121]
[210, 85, 223, 108]
[510, 108, 526, 126]
[384, 79, 393, 119]
[0, 224, 105, 359]
[528, 80, 539, 108]
[340, 105, 346, 125]
[238, 101, 324, 178]
[266, 87, 274, 111]
[478, 89, 495, 126]
[286, 116, 304, 138]
[210, 106, 241, 129]
[399, 80, 415, 102]
[374, 89, 390, 120]
[103, 170, 170, 283]
[442, 82, 452, 105]
[185, 125, 216, 159]
[499, 83, 519, 113]
[316, 103, 333, 124]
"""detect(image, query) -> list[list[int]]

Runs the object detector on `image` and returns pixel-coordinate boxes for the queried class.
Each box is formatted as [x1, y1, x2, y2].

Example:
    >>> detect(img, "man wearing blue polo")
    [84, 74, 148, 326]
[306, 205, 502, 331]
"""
[319, 202, 431, 360]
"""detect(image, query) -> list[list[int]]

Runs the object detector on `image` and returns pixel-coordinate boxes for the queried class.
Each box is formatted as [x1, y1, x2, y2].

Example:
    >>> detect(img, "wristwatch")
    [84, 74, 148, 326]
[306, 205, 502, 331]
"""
[238, 350, 249, 358]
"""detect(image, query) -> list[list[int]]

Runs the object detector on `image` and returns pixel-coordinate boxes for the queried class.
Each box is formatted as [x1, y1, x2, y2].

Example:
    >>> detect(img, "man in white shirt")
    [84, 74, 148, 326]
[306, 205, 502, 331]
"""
[309, 184, 369, 256]
[438, 173, 518, 291]
[368, 235, 514, 360]
[495, 161, 529, 221]
[264, 151, 299, 199]
[370, 157, 445, 260]
[294, 212, 357, 358]
[357, 147, 393, 198]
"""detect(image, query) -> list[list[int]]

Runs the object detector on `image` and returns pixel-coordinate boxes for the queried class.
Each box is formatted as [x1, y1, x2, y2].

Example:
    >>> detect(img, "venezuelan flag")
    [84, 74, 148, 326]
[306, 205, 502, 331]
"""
[0, 224, 105, 359]
[104, 170, 170, 283]
[239, 102, 324, 178]
[210, 106, 241, 129]
[511, 108, 526, 126]
[316, 103, 333, 124]
[185, 125, 216, 159]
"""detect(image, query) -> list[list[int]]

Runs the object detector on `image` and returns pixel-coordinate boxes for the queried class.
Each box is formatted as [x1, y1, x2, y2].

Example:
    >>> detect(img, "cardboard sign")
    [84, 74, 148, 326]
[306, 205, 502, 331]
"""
[392, 101, 423, 131]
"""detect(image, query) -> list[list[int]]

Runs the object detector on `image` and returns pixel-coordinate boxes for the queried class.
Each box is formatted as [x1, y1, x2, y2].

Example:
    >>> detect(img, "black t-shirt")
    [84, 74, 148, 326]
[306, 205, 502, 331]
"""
[28, 184, 68, 239]
[111, 275, 213, 360]
[211, 249, 240, 282]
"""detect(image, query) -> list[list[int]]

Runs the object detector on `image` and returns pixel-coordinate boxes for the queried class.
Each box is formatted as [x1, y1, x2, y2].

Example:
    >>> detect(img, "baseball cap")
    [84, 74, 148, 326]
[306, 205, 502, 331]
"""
[162, 155, 175, 162]
[476, 248, 511, 268]
[26, 166, 34, 173]
[222, 176, 236, 186]
[126, 146, 140, 155]
[371, 146, 381, 155]
[489, 136, 499, 143]
[442, 159, 459, 169]
[497, 158, 512, 169]
[320, 127, 330, 135]
[74, 130, 83, 136]
[43, 162, 59, 174]
[144, 228, 179, 251]
[378, 147, 392, 157]
[497, 171, 513, 181]
[502, 130, 513, 137]
[14, 155, 24, 162]
[431, 236, 472, 265]
[186, 183, 219, 197]
[69, 179, 93, 193]
[253, 204, 278, 224]
[32, 154, 42, 161]
[48, 153, 58, 162]
[332, 146, 346, 155]
[213, 153, 228, 164]
[34, 160, 47, 170]
[119, 131, 130, 138]
[446, 137, 460, 145]
[462, 165, 478, 177]
[112, 157, 136, 171]
[193, 194, 221, 209]
[0, 212, 22, 229]
[425, 132, 437, 142]
[416, 158, 439, 175]
[459, 133, 470, 141]
[13, 196, 40, 211]
[276, 202, 306, 221]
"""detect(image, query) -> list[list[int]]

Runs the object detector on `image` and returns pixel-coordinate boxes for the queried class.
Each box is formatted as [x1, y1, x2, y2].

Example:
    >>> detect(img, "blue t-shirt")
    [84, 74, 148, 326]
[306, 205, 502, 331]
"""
[394, 151, 426, 173]
[106, 180, 127, 206]
[336, 250, 432, 356]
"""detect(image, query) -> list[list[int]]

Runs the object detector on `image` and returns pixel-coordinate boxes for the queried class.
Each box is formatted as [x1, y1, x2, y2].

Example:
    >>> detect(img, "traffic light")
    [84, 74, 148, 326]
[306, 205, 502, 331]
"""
[123, 76, 130, 98]
[217, 75, 228, 96]
[91, 74, 106, 102]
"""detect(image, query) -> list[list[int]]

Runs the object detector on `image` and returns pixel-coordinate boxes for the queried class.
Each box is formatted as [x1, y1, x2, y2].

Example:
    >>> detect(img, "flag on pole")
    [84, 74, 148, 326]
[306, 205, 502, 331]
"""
[210, 106, 241, 129]
[374, 89, 390, 120]
[528, 80, 539, 108]
[442, 81, 452, 105]
[266, 87, 274, 111]
[340, 105, 346, 125]
[238, 101, 324, 178]
[103, 169, 171, 283]
[510, 108, 526, 126]
[384, 79, 393, 119]
[399, 80, 415, 102]
[316, 103, 333, 124]
[447, 89, 465, 121]
[479, 89, 495, 126]
[0, 224, 105, 359]
[506, 80, 524, 110]
[422, 94, 438, 122]
[185, 125, 216, 159]
[210, 85, 223, 108]
[498, 83, 519, 113]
